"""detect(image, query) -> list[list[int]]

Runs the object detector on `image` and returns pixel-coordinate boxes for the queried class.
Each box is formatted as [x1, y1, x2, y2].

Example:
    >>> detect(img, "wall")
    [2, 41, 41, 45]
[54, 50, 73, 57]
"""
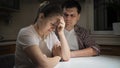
[0, 0, 39, 41]
[0, 0, 119, 46]
[0, 0, 88, 41]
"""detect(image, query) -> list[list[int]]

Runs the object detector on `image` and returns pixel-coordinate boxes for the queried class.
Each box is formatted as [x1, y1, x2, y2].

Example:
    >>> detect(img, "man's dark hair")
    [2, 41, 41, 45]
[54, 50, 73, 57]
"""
[62, 0, 81, 14]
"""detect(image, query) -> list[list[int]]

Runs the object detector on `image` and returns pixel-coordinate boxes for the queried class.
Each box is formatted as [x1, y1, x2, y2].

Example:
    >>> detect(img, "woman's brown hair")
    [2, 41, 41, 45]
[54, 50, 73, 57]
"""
[34, 1, 63, 23]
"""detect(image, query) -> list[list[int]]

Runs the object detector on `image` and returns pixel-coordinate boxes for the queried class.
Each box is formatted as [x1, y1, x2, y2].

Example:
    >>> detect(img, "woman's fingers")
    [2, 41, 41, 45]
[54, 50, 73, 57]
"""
[52, 44, 61, 56]
[56, 16, 65, 34]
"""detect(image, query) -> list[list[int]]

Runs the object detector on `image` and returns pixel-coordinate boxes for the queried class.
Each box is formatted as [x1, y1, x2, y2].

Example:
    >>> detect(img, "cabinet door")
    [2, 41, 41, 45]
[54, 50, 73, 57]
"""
[100, 45, 120, 56]
[0, 44, 16, 55]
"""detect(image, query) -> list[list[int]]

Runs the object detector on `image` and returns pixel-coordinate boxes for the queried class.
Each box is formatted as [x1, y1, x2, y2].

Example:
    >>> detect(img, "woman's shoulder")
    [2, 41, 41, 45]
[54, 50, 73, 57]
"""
[19, 25, 35, 35]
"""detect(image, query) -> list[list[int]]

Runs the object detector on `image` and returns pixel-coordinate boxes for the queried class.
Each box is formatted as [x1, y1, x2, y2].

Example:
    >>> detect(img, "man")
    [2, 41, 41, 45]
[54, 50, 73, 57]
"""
[61, 0, 100, 58]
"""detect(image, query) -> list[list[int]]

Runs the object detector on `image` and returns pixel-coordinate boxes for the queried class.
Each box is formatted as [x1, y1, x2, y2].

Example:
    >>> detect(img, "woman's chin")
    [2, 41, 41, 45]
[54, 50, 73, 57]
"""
[46, 31, 51, 34]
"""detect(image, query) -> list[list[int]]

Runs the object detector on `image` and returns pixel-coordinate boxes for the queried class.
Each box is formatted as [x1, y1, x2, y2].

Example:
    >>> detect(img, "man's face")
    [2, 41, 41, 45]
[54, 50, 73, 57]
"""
[63, 7, 80, 29]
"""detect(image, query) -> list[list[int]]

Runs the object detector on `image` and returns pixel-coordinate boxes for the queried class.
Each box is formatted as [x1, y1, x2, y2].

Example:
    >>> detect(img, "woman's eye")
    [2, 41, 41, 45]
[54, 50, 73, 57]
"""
[51, 23, 55, 26]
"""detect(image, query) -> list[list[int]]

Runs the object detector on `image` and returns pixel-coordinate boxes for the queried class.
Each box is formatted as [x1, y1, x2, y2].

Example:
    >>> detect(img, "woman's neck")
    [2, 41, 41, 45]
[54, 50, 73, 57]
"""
[34, 23, 46, 40]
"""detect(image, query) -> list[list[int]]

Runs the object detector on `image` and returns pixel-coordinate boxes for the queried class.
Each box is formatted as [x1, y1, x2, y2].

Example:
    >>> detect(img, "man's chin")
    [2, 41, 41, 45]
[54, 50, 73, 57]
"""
[66, 23, 70, 26]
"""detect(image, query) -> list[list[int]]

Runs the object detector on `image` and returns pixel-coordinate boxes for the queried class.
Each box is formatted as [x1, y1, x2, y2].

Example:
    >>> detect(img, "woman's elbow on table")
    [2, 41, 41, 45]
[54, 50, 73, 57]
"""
[61, 54, 70, 61]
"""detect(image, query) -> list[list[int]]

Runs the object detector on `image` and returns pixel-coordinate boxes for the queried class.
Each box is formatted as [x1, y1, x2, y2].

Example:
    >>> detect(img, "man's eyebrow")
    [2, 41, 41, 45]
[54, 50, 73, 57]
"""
[63, 13, 75, 16]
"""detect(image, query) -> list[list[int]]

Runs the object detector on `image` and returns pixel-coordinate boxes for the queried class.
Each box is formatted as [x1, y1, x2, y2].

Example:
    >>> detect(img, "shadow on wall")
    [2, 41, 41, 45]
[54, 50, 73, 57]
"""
[0, 54, 15, 68]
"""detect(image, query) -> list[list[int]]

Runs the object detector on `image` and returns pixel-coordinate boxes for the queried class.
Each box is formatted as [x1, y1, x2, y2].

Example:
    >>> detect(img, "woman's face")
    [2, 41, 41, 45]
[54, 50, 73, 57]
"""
[41, 15, 60, 35]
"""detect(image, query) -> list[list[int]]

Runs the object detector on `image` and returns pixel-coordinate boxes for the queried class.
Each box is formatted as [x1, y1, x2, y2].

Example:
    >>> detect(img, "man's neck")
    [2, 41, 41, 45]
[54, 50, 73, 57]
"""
[65, 26, 74, 31]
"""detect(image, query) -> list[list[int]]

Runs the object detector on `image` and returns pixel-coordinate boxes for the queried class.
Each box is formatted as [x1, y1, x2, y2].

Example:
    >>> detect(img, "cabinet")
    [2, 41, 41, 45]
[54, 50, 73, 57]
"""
[0, 0, 20, 10]
[0, 0, 20, 23]
[0, 44, 16, 55]
[100, 45, 120, 56]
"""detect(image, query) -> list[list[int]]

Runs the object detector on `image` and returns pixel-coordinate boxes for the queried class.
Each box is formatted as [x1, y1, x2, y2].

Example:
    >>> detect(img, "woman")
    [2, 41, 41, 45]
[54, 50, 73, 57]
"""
[15, 1, 70, 68]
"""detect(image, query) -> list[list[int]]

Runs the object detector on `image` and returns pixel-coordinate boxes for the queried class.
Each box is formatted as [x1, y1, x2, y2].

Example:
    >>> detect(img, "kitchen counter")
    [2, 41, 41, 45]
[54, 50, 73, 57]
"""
[0, 41, 16, 46]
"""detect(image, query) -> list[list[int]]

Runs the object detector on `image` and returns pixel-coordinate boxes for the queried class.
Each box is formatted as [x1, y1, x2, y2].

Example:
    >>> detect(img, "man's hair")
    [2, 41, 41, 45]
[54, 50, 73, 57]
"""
[34, 1, 63, 23]
[62, 0, 81, 14]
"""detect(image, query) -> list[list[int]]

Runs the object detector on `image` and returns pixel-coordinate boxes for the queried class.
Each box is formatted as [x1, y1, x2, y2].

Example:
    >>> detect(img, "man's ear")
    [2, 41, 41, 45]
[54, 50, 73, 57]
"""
[78, 14, 80, 20]
[39, 13, 44, 19]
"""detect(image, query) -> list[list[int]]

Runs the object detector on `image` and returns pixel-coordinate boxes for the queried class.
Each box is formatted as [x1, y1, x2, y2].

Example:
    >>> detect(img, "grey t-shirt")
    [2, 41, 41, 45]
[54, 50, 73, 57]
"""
[15, 25, 60, 68]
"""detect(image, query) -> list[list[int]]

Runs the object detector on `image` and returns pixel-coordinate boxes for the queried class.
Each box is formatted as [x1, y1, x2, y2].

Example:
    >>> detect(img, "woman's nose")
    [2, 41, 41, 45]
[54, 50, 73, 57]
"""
[51, 25, 57, 30]
[51, 26, 55, 29]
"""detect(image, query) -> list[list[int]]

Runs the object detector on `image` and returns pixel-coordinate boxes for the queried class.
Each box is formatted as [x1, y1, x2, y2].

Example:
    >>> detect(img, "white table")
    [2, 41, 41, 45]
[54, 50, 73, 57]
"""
[55, 55, 120, 68]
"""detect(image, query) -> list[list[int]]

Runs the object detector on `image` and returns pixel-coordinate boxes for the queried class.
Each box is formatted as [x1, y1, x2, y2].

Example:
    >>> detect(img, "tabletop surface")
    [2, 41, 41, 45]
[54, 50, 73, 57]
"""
[55, 55, 120, 68]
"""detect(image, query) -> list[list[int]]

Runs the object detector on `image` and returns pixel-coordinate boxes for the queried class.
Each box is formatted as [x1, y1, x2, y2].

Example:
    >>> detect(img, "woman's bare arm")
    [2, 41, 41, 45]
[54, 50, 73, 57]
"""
[24, 45, 61, 68]
[53, 17, 70, 61]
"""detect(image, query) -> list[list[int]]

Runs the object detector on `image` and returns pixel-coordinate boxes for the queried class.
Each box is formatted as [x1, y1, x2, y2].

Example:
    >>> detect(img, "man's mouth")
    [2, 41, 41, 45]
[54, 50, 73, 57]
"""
[66, 22, 70, 25]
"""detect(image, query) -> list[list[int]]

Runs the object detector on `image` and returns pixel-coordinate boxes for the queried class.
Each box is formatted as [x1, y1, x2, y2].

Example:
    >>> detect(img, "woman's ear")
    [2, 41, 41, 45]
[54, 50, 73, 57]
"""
[39, 13, 44, 19]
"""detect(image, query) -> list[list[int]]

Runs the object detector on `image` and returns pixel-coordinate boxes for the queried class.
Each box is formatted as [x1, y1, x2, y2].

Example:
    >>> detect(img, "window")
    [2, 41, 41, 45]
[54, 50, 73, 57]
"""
[94, 0, 120, 31]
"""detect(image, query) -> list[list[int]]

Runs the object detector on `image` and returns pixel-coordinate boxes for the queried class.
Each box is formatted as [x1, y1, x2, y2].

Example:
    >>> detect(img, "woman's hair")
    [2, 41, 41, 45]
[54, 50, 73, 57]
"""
[62, 0, 81, 14]
[34, 1, 63, 23]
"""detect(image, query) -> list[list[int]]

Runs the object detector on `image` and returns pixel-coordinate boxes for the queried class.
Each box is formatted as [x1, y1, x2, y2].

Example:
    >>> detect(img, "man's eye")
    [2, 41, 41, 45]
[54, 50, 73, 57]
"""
[64, 13, 75, 17]
[64, 14, 68, 16]
[71, 14, 75, 17]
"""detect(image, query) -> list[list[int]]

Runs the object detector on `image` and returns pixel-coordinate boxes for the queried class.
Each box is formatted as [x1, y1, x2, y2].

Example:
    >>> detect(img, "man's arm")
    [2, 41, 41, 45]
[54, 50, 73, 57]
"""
[70, 47, 97, 58]
[72, 27, 100, 58]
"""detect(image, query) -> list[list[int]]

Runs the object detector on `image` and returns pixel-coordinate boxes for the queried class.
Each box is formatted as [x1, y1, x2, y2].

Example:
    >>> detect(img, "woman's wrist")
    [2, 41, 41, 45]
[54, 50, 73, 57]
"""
[58, 31, 64, 35]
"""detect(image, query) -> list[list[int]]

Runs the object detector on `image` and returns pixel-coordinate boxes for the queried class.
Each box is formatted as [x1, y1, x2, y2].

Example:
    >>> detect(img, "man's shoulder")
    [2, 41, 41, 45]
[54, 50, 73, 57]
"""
[75, 25, 88, 32]
[74, 25, 90, 37]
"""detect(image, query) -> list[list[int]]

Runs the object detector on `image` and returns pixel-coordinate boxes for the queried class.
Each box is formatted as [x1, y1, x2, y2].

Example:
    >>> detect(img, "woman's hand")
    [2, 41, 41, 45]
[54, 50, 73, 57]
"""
[57, 17, 65, 34]
[45, 56, 61, 68]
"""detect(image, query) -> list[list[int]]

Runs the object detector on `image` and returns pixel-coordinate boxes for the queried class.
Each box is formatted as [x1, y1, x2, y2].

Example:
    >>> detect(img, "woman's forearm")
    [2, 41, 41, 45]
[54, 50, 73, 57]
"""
[37, 56, 61, 68]
[25, 45, 60, 68]
[58, 32, 70, 61]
